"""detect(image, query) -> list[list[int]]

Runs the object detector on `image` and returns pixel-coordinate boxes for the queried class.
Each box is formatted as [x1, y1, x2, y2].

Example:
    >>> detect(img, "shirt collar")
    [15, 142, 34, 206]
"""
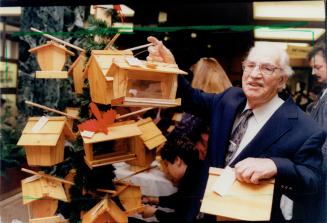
[244, 95, 284, 124]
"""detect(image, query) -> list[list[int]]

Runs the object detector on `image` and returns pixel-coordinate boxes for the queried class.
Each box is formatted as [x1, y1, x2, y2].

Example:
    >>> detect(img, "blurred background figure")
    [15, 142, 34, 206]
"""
[307, 42, 327, 223]
[167, 57, 232, 160]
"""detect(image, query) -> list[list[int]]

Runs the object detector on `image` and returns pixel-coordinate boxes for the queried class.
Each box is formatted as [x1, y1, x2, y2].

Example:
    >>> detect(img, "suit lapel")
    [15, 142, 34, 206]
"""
[230, 97, 296, 166]
[311, 92, 327, 118]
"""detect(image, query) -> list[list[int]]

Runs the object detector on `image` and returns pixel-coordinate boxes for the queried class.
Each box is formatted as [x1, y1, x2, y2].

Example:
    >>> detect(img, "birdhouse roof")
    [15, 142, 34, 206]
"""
[84, 50, 133, 81]
[29, 41, 75, 56]
[21, 176, 68, 205]
[17, 116, 75, 146]
[106, 58, 188, 76]
[82, 196, 128, 223]
[81, 123, 142, 144]
[136, 117, 166, 150]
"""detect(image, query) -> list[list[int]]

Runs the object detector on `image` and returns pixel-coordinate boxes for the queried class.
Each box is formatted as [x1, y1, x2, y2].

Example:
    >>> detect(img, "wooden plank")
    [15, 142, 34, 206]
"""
[85, 153, 137, 168]
[82, 123, 142, 144]
[200, 167, 274, 221]
[18, 134, 60, 146]
[144, 135, 167, 150]
[36, 71, 68, 79]
[138, 120, 162, 141]
[111, 60, 187, 74]
[22, 118, 65, 134]
[116, 97, 181, 108]
[29, 216, 67, 223]
[21, 168, 74, 185]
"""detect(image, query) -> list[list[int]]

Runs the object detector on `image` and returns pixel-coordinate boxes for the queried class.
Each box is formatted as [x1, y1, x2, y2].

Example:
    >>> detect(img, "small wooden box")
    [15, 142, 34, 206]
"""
[21, 176, 68, 220]
[200, 167, 274, 221]
[82, 195, 128, 223]
[29, 41, 74, 79]
[81, 123, 142, 169]
[17, 117, 76, 166]
[127, 118, 166, 167]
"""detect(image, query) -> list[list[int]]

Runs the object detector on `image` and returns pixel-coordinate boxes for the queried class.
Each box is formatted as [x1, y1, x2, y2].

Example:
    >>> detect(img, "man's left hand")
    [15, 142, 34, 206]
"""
[234, 158, 277, 184]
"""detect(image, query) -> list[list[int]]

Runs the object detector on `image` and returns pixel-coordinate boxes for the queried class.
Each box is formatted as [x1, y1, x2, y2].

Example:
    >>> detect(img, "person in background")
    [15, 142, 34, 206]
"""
[168, 57, 232, 160]
[146, 36, 326, 222]
[141, 136, 205, 222]
[307, 42, 327, 223]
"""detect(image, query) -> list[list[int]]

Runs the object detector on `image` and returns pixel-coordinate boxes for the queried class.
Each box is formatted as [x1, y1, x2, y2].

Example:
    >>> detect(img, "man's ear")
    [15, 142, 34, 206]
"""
[175, 156, 182, 166]
[278, 75, 288, 91]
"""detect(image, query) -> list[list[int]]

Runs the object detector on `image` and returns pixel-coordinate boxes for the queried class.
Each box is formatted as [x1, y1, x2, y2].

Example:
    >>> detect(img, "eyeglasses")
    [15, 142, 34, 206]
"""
[242, 60, 281, 76]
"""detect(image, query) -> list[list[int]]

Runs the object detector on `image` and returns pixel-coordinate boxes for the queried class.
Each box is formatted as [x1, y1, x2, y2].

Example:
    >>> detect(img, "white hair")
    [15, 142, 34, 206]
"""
[246, 43, 294, 77]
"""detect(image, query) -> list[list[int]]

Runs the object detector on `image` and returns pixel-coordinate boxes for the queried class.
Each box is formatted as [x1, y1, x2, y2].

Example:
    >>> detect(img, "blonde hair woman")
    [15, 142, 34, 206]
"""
[191, 57, 232, 93]
[168, 57, 232, 160]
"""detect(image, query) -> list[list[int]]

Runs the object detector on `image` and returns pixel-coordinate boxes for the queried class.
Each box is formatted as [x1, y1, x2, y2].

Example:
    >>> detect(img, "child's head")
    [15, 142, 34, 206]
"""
[160, 136, 199, 184]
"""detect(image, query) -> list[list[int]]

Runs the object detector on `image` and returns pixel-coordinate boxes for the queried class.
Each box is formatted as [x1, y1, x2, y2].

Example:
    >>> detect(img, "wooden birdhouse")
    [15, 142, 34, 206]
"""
[127, 117, 166, 168]
[115, 183, 145, 215]
[81, 122, 142, 169]
[17, 116, 76, 166]
[29, 41, 75, 79]
[82, 195, 128, 223]
[68, 53, 87, 94]
[84, 49, 132, 105]
[92, 5, 112, 26]
[21, 175, 68, 221]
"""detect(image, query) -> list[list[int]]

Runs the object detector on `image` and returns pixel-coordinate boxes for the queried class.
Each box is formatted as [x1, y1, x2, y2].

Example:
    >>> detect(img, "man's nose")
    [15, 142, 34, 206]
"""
[249, 65, 262, 77]
[312, 69, 316, 76]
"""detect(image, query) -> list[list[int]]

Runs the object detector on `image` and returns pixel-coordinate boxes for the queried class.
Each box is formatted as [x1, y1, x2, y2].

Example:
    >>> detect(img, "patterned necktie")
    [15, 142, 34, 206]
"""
[225, 109, 254, 165]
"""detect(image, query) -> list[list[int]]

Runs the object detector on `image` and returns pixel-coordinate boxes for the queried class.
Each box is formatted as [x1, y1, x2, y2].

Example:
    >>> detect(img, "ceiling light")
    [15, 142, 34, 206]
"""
[191, 32, 197, 38]
[254, 27, 325, 41]
[158, 12, 167, 23]
[0, 7, 21, 16]
[255, 41, 310, 50]
[253, 1, 325, 21]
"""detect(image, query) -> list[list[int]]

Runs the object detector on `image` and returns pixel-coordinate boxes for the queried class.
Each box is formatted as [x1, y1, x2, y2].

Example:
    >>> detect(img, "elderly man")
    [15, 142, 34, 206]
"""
[308, 43, 327, 223]
[147, 36, 325, 222]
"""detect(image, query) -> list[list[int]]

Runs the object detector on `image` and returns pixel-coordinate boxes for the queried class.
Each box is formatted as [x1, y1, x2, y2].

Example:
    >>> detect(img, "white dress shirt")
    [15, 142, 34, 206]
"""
[228, 94, 284, 164]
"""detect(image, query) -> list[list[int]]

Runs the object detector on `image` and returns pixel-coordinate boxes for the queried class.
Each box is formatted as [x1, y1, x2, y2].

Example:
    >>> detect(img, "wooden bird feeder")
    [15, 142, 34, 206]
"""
[82, 195, 128, 223]
[127, 117, 166, 168]
[68, 53, 87, 94]
[81, 122, 142, 169]
[85, 49, 187, 106]
[28, 41, 75, 79]
[21, 175, 68, 221]
[200, 167, 274, 221]
[17, 116, 76, 166]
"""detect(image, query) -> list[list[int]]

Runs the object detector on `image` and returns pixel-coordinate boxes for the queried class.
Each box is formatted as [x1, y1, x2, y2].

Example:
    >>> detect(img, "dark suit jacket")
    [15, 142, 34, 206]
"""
[177, 76, 326, 222]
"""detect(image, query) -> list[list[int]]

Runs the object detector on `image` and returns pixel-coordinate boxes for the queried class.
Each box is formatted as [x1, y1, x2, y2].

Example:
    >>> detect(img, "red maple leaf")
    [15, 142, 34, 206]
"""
[78, 103, 116, 135]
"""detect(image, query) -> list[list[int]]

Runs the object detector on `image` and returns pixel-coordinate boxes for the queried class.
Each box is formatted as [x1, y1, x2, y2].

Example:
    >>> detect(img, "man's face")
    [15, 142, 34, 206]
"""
[310, 53, 327, 84]
[242, 50, 287, 108]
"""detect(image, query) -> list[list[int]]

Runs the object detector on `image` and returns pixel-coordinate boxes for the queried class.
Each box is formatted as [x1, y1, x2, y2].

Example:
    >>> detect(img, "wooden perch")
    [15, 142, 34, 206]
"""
[25, 101, 79, 119]
[123, 43, 154, 52]
[21, 168, 75, 185]
[105, 33, 120, 50]
[116, 107, 155, 120]
[30, 27, 85, 53]
[114, 165, 157, 183]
